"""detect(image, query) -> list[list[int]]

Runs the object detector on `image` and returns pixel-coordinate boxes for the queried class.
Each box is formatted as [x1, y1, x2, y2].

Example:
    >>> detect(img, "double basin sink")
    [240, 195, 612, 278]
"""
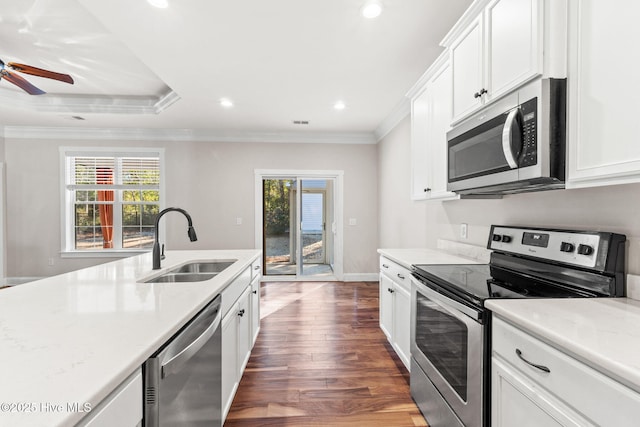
[144, 260, 236, 283]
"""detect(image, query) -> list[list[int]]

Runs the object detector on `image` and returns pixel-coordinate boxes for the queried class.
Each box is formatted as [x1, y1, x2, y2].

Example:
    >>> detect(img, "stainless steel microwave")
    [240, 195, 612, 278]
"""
[446, 78, 566, 195]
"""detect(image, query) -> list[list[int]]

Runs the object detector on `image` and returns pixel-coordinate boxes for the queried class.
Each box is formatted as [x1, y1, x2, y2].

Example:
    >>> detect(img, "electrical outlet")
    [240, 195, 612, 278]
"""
[348, 218, 357, 226]
[460, 223, 468, 239]
[236, 217, 243, 225]
[48, 257, 55, 266]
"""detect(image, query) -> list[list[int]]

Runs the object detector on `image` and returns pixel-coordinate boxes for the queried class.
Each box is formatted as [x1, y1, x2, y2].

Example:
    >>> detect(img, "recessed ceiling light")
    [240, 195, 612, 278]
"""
[334, 101, 346, 110]
[147, 0, 169, 9]
[362, 0, 383, 19]
[220, 98, 233, 108]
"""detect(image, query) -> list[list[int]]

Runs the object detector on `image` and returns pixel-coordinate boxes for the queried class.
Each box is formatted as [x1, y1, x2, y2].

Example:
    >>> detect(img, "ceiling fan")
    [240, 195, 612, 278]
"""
[0, 58, 74, 95]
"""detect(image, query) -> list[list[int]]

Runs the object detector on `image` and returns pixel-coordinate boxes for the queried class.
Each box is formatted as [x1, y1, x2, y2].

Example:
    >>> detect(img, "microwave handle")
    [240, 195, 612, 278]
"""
[502, 108, 521, 169]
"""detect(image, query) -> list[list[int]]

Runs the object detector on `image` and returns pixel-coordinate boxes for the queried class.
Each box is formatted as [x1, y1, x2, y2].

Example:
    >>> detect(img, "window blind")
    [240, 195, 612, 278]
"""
[66, 155, 160, 190]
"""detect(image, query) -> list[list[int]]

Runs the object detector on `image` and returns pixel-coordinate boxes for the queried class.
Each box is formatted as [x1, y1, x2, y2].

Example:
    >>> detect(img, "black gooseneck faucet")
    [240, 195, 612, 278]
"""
[152, 207, 198, 270]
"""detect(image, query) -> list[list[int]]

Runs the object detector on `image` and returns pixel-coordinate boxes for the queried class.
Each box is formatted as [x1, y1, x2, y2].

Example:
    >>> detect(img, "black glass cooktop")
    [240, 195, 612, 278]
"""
[412, 263, 601, 309]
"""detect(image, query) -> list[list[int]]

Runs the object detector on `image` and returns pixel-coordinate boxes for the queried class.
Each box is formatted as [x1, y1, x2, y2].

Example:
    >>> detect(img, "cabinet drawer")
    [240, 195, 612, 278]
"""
[379, 257, 411, 291]
[221, 266, 251, 318]
[493, 317, 640, 426]
[251, 258, 262, 280]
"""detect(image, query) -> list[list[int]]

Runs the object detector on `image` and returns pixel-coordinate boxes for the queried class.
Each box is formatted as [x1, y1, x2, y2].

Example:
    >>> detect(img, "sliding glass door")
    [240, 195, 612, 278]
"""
[263, 177, 334, 277]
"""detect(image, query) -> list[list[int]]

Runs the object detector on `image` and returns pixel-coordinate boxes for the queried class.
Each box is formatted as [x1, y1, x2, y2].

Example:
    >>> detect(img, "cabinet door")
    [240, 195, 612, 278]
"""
[237, 287, 252, 373]
[427, 62, 458, 200]
[485, 0, 541, 102]
[391, 283, 411, 371]
[221, 305, 239, 420]
[379, 273, 393, 340]
[567, 0, 640, 188]
[451, 14, 484, 122]
[250, 277, 260, 347]
[410, 86, 432, 200]
[492, 357, 594, 427]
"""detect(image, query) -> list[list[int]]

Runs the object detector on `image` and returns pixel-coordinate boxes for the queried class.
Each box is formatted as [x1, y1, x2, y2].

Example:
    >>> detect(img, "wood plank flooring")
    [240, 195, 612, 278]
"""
[225, 281, 427, 426]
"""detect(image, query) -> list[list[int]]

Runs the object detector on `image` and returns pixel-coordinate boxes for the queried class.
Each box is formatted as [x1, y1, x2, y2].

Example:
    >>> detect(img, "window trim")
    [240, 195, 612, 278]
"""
[59, 146, 165, 257]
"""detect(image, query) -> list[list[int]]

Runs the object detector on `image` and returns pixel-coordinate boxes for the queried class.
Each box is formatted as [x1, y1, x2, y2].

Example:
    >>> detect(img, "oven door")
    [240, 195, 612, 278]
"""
[411, 278, 485, 427]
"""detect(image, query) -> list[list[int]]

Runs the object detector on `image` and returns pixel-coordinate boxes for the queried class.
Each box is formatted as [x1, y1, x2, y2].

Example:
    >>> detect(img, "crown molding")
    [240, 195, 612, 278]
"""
[3, 126, 377, 144]
[440, 0, 487, 48]
[374, 97, 410, 142]
[0, 88, 180, 115]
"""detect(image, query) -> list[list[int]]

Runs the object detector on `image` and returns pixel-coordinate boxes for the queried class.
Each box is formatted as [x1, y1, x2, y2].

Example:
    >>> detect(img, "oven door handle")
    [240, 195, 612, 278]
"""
[413, 279, 483, 322]
[502, 108, 521, 169]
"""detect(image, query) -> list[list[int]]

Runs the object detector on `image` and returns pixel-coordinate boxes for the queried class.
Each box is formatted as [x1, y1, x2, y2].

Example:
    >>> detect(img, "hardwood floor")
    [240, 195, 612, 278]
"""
[225, 281, 427, 426]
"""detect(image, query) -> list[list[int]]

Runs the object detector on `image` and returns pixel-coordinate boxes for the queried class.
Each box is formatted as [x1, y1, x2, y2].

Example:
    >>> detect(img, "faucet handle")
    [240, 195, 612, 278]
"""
[161, 244, 166, 260]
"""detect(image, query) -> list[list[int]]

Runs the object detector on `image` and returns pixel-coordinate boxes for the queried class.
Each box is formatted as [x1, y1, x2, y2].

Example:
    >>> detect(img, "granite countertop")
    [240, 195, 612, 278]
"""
[486, 298, 640, 394]
[0, 249, 260, 427]
[377, 246, 487, 269]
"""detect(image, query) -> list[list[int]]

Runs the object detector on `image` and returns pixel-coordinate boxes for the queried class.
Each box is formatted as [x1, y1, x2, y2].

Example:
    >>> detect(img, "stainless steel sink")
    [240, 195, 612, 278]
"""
[143, 260, 236, 283]
[146, 272, 216, 283]
[170, 260, 236, 274]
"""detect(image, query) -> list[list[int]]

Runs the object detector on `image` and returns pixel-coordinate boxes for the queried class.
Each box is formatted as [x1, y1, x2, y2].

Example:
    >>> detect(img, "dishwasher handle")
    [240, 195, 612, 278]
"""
[161, 298, 222, 379]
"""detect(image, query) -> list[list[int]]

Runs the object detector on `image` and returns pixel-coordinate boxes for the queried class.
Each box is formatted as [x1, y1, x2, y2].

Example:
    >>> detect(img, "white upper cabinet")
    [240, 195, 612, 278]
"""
[409, 54, 458, 201]
[451, 14, 485, 121]
[446, 0, 555, 124]
[566, 0, 640, 188]
[485, 0, 542, 102]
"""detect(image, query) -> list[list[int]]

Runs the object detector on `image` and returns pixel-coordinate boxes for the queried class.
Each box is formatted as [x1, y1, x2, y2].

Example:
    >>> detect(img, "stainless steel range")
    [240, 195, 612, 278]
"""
[410, 225, 626, 427]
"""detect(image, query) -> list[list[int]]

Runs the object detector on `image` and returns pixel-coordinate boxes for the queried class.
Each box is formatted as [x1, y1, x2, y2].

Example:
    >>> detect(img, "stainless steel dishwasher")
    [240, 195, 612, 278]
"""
[144, 294, 222, 427]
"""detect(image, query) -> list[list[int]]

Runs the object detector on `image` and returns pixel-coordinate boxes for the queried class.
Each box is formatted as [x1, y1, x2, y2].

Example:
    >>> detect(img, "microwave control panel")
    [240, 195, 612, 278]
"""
[519, 97, 538, 167]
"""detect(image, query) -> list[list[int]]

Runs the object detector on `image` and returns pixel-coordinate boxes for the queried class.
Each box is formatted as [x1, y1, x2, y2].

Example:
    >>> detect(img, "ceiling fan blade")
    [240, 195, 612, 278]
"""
[7, 62, 74, 84]
[0, 70, 46, 95]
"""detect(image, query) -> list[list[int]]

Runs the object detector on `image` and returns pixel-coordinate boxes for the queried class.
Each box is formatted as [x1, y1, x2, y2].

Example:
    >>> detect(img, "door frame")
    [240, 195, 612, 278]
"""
[254, 169, 344, 281]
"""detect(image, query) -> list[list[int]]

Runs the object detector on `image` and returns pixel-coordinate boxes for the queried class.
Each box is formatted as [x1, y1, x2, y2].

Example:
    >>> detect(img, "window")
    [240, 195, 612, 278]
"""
[61, 148, 164, 254]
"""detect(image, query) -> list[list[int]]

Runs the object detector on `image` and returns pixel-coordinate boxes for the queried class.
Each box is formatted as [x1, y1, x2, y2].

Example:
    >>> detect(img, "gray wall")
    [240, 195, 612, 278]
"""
[5, 138, 378, 277]
[378, 115, 640, 275]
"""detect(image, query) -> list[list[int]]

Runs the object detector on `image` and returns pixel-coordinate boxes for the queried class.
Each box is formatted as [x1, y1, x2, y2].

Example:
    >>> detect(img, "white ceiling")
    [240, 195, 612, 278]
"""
[0, 0, 472, 141]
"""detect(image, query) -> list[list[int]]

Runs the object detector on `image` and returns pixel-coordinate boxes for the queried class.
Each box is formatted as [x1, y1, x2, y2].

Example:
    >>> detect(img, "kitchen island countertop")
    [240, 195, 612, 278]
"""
[0, 249, 260, 427]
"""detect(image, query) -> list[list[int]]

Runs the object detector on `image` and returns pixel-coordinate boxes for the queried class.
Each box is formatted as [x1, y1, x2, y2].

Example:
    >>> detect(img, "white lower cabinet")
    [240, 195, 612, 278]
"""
[492, 317, 640, 427]
[221, 300, 239, 420]
[379, 256, 411, 371]
[250, 274, 261, 346]
[221, 263, 260, 422]
[222, 260, 262, 421]
[77, 369, 142, 427]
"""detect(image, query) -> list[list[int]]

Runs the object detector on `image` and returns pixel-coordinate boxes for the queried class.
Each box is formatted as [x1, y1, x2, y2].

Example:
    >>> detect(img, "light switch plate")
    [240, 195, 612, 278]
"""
[348, 218, 357, 226]
[460, 223, 468, 239]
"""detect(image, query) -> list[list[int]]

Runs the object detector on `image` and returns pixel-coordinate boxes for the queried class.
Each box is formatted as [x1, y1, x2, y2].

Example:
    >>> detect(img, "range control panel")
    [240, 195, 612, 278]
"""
[488, 226, 603, 269]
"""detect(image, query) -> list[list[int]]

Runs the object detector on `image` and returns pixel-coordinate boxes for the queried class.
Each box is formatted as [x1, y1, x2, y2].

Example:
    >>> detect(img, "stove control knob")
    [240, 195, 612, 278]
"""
[560, 242, 575, 253]
[577, 244, 594, 256]
[501, 235, 512, 243]
[492, 234, 502, 242]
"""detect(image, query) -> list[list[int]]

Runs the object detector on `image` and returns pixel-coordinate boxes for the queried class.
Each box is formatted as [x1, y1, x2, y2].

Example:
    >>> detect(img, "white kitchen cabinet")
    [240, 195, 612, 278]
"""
[379, 256, 411, 371]
[221, 300, 239, 419]
[250, 259, 261, 347]
[76, 369, 142, 427]
[220, 263, 259, 422]
[409, 54, 458, 201]
[450, 13, 485, 122]
[237, 287, 251, 373]
[566, 0, 640, 188]
[492, 316, 640, 427]
[446, 0, 553, 123]
[221, 288, 251, 420]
